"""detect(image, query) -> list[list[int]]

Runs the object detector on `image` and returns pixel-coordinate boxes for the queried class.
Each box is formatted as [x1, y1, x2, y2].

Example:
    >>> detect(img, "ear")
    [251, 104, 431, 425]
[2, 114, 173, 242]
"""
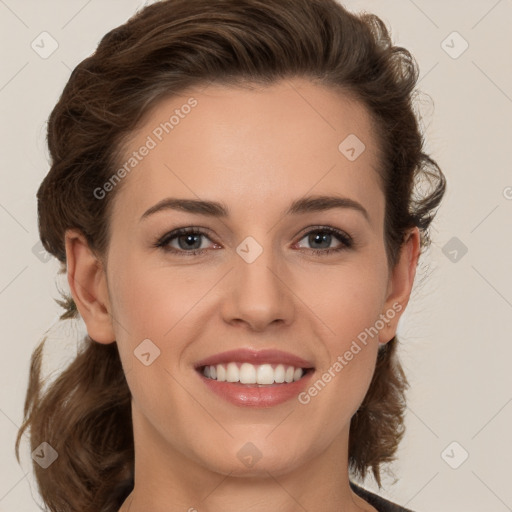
[378, 227, 421, 344]
[64, 228, 116, 344]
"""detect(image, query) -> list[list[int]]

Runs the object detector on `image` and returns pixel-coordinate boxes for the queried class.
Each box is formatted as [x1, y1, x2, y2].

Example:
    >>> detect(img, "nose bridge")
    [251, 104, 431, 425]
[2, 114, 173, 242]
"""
[222, 233, 294, 329]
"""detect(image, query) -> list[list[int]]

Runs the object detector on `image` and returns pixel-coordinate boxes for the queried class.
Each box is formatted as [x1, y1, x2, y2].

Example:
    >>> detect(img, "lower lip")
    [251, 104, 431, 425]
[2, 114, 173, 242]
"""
[197, 370, 315, 408]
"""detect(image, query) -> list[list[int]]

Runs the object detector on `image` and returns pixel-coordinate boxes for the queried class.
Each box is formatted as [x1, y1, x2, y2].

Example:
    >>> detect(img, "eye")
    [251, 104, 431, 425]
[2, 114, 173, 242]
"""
[153, 226, 353, 257]
[154, 227, 217, 256]
[294, 226, 353, 256]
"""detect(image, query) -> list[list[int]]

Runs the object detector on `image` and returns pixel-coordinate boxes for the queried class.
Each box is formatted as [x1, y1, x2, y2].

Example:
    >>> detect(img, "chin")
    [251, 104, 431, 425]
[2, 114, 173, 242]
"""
[210, 454, 302, 478]
[196, 439, 309, 478]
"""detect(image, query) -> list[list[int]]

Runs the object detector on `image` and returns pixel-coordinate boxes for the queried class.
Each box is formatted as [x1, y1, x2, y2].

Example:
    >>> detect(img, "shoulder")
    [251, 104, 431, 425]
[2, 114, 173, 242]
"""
[349, 480, 415, 512]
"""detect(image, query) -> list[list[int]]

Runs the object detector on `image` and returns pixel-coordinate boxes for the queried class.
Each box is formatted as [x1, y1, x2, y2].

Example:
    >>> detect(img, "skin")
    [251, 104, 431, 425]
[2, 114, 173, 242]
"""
[65, 77, 420, 512]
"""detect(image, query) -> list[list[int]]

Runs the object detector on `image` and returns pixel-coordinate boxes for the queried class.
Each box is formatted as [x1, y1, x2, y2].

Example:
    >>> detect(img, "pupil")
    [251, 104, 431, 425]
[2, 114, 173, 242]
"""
[311, 232, 330, 249]
[180, 234, 200, 250]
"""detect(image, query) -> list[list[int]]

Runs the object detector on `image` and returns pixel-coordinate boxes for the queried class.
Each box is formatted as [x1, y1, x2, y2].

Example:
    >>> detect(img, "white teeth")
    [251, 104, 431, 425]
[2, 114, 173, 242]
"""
[256, 364, 274, 385]
[226, 362, 239, 382]
[202, 362, 306, 384]
[216, 364, 226, 382]
[274, 364, 285, 383]
[239, 362, 257, 384]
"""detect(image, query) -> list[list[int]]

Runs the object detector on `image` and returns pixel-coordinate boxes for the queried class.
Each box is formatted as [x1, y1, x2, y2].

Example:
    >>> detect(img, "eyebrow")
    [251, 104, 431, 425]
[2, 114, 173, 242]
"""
[140, 194, 370, 223]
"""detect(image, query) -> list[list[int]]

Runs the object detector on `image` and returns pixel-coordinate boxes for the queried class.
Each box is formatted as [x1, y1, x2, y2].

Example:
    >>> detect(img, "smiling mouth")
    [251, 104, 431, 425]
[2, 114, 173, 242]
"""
[197, 362, 314, 386]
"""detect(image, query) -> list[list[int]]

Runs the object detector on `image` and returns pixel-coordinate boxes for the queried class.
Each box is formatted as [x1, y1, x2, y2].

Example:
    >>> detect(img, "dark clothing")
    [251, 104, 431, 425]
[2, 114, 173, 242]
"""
[350, 481, 415, 512]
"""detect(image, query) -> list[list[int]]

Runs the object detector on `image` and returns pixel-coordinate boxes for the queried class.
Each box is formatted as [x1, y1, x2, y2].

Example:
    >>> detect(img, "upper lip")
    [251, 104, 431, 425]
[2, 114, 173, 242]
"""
[194, 348, 315, 369]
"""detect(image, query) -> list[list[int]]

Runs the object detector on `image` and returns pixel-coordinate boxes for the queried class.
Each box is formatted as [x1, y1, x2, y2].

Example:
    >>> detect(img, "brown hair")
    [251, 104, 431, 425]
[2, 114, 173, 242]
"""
[15, 0, 446, 510]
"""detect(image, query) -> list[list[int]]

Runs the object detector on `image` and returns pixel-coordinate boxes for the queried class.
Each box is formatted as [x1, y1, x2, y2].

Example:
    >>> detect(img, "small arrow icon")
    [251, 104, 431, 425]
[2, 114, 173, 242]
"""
[338, 134, 365, 161]
[441, 31, 468, 59]
[442, 236, 467, 263]
[441, 441, 468, 469]
[134, 339, 161, 366]
[32, 241, 52, 262]
[236, 236, 263, 263]
[31, 31, 59, 59]
[237, 441, 262, 468]
[32, 442, 58, 468]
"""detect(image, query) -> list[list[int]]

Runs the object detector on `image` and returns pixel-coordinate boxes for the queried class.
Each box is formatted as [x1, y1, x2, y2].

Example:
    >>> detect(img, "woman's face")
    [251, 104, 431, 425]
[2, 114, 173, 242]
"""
[74, 78, 418, 481]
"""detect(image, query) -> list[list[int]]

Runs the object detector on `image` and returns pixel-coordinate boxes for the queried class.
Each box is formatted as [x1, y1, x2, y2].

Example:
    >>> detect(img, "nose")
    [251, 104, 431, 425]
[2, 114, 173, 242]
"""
[220, 242, 295, 332]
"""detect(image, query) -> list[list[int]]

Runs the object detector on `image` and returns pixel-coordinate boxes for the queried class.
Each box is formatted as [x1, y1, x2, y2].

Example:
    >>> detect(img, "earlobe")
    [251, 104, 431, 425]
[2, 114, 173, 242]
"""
[64, 228, 116, 344]
[379, 227, 421, 344]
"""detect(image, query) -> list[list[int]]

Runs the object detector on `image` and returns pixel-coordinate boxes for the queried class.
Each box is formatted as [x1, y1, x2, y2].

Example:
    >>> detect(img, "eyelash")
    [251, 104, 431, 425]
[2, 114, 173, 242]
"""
[153, 226, 353, 257]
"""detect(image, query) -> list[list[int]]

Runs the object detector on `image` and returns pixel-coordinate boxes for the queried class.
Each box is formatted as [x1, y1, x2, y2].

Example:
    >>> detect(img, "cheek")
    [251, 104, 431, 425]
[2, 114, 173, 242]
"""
[109, 255, 191, 337]
[303, 255, 389, 344]
[299, 252, 387, 406]
[297, 273, 384, 437]
[107, 261, 194, 415]
[108, 256, 217, 380]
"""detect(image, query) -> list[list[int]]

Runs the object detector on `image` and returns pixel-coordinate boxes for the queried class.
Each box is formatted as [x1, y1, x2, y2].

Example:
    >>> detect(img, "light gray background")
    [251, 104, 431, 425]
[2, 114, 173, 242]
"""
[1, 1, 511, 511]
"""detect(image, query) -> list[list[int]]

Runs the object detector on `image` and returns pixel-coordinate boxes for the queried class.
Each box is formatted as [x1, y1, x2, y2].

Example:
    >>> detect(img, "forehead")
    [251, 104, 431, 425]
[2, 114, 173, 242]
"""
[109, 78, 384, 227]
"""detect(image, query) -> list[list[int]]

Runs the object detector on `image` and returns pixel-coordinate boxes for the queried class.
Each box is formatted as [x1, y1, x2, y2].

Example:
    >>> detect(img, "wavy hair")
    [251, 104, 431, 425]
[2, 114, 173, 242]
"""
[15, 0, 446, 510]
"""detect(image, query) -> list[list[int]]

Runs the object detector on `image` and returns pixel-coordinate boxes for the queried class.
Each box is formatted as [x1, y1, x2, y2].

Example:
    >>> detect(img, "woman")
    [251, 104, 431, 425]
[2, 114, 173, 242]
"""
[15, 0, 445, 511]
